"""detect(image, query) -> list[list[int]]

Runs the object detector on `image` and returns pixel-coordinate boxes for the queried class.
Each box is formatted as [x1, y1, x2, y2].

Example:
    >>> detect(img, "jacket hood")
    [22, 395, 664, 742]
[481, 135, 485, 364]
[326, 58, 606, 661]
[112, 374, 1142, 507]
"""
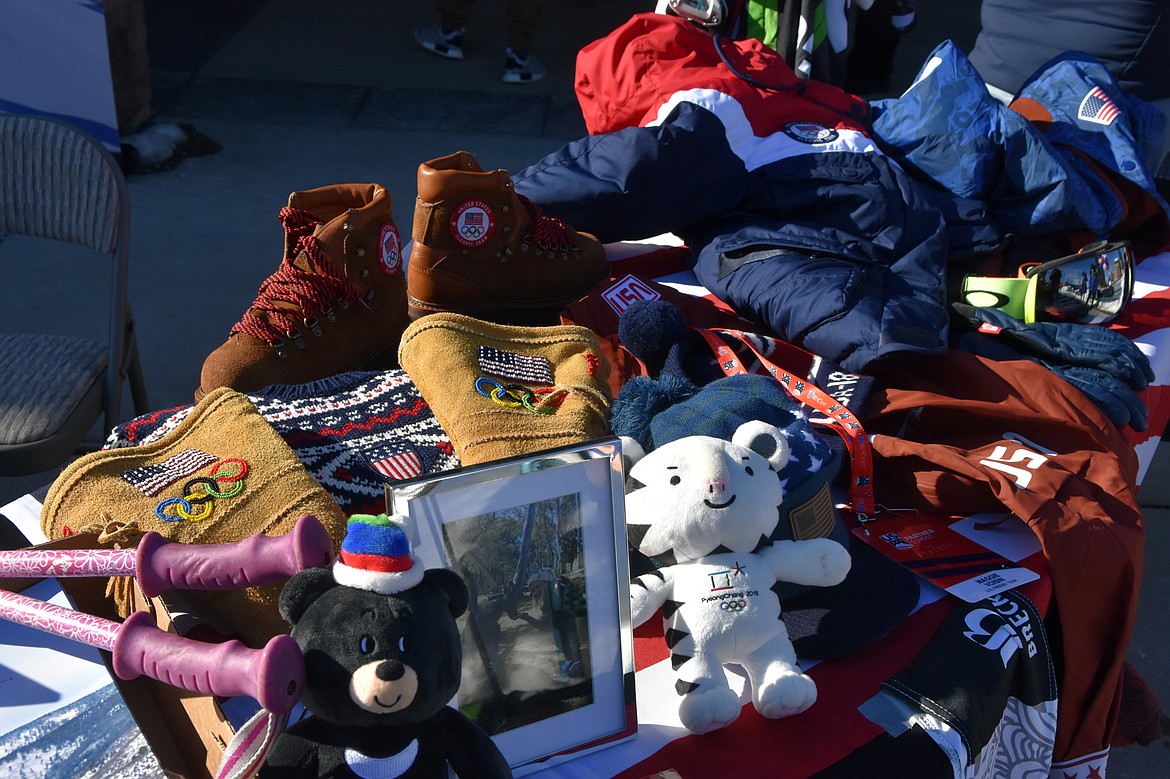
[574, 13, 869, 136]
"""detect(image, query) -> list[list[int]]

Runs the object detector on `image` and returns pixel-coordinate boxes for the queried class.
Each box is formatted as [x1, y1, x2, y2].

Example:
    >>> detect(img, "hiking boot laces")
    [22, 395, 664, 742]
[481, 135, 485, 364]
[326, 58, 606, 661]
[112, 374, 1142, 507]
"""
[518, 194, 583, 257]
[232, 206, 363, 349]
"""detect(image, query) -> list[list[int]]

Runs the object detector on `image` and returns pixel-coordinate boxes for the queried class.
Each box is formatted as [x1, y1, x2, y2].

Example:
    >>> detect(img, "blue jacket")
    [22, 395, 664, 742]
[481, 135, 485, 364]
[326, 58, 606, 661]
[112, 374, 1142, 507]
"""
[515, 17, 1166, 373]
[513, 15, 998, 373]
[871, 41, 1168, 245]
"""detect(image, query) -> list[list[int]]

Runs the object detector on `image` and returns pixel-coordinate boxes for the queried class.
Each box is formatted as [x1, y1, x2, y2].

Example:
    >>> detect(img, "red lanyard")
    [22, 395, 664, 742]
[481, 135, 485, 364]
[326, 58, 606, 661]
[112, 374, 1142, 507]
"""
[695, 328, 876, 519]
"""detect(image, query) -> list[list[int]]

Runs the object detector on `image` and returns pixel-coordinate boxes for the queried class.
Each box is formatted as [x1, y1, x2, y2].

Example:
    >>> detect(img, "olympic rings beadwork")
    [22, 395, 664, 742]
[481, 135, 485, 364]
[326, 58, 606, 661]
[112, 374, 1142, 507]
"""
[154, 458, 249, 522]
[475, 377, 569, 415]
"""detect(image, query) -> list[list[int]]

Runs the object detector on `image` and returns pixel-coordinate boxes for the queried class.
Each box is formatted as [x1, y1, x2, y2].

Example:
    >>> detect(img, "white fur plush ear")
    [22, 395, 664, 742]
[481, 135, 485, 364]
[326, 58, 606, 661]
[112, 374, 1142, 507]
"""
[731, 421, 790, 471]
[619, 436, 647, 477]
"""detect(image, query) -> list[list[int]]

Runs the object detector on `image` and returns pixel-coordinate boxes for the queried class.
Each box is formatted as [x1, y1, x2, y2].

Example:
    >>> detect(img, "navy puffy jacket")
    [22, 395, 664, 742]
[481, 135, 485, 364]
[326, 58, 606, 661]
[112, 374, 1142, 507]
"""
[511, 14, 999, 373]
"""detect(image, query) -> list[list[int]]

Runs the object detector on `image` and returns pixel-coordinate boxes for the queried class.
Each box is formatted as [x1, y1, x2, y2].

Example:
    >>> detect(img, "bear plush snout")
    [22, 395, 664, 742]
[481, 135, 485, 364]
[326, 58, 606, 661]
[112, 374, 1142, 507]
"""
[350, 659, 419, 713]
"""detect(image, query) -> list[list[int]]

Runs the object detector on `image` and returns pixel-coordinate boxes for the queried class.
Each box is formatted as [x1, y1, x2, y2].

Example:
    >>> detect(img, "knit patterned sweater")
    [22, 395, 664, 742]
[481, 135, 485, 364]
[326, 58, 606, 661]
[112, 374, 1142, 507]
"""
[108, 371, 459, 516]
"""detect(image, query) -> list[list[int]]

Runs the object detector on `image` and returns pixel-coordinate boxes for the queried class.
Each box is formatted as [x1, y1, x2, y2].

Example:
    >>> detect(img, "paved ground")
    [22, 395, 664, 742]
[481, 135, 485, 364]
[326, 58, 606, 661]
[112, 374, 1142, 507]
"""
[1, 0, 1167, 773]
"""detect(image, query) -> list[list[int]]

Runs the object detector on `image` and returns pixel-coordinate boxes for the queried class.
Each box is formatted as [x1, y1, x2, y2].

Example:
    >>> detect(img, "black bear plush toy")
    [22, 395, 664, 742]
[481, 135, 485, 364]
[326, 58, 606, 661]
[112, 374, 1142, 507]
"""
[260, 513, 513, 779]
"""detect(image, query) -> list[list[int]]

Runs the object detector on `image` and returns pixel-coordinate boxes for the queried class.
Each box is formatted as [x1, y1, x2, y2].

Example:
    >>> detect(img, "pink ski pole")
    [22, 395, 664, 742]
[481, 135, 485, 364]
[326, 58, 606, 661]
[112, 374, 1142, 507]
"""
[0, 588, 305, 714]
[0, 513, 334, 596]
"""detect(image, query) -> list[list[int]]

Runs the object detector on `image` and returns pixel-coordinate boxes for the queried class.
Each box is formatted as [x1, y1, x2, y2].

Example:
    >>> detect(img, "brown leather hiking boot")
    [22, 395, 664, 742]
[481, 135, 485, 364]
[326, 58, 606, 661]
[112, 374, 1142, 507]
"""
[196, 183, 408, 400]
[408, 151, 609, 323]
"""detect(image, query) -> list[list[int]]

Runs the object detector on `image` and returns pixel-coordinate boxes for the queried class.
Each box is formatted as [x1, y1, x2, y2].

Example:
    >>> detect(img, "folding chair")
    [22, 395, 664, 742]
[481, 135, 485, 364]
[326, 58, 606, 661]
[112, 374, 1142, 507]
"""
[0, 113, 149, 474]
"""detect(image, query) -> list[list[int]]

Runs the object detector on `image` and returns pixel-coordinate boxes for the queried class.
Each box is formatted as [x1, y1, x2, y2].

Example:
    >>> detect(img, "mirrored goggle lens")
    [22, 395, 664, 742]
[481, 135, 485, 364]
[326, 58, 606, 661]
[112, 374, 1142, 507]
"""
[1022, 240, 1133, 325]
[962, 241, 1134, 325]
[666, 0, 725, 27]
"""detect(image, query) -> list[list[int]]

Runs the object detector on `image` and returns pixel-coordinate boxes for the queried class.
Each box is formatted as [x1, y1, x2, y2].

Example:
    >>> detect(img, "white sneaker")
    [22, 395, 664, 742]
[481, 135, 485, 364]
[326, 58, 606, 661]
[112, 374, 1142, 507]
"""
[414, 24, 465, 60]
[502, 49, 546, 83]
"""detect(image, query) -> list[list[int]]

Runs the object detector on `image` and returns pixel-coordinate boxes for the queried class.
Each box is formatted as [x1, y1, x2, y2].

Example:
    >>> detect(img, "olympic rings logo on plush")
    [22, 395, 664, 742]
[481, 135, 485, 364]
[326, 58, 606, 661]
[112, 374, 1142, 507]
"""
[474, 376, 568, 415]
[155, 458, 249, 522]
[720, 599, 747, 612]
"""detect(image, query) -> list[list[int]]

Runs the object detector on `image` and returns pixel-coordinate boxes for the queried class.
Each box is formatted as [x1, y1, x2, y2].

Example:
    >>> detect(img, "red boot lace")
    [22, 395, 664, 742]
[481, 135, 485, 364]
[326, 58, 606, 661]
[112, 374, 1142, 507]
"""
[231, 206, 361, 345]
[518, 194, 581, 253]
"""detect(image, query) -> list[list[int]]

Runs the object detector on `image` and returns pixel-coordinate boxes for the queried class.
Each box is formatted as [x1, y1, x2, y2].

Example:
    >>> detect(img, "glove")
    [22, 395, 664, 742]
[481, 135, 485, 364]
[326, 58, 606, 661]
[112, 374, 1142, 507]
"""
[950, 304, 1151, 432]
[1045, 364, 1150, 432]
[953, 304, 1155, 391]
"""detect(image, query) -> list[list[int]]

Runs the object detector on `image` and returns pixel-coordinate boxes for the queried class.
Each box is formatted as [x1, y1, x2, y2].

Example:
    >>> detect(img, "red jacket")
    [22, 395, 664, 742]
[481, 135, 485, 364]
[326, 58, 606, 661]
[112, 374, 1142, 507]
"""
[864, 349, 1144, 766]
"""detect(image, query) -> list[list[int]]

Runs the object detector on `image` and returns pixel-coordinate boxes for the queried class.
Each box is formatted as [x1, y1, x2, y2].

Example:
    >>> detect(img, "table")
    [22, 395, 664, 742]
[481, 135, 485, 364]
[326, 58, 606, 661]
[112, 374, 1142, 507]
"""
[1, 244, 1167, 779]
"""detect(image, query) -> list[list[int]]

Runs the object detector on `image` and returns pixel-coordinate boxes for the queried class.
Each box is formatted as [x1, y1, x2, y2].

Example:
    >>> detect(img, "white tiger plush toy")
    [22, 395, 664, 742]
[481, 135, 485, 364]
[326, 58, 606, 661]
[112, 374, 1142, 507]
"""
[623, 420, 851, 735]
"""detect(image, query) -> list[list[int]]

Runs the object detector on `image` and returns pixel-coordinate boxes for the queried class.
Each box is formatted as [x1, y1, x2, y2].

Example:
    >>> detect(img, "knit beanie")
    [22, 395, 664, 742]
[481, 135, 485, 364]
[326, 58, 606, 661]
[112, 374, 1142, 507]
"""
[398, 312, 613, 465]
[40, 387, 349, 646]
[333, 513, 425, 595]
[613, 372, 846, 596]
[615, 298, 874, 423]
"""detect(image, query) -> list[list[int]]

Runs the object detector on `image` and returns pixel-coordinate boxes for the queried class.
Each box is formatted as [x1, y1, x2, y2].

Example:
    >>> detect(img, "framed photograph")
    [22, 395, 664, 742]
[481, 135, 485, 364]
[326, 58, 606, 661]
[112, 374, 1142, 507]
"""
[386, 438, 636, 774]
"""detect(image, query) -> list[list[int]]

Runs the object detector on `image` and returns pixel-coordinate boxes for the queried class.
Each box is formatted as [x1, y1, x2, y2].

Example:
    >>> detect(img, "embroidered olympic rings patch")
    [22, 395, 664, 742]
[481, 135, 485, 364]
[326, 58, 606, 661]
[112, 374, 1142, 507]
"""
[155, 458, 249, 522]
[474, 376, 568, 415]
[720, 599, 748, 612]
[451, 199, 494, 248]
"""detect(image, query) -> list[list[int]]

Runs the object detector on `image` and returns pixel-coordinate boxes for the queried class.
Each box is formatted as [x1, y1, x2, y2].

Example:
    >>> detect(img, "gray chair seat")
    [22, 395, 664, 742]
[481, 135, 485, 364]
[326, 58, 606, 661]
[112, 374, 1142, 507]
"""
[0, 333, 107, 445]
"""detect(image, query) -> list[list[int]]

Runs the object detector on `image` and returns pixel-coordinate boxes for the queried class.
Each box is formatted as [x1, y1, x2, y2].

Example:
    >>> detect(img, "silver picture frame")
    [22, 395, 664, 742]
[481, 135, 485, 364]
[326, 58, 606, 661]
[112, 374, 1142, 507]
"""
[385, 438, 636, 774]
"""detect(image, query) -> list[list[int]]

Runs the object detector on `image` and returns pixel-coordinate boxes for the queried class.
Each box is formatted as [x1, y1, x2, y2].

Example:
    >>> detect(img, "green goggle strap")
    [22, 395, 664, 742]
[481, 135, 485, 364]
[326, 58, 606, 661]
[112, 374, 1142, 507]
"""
[960, 276, 1039, 324]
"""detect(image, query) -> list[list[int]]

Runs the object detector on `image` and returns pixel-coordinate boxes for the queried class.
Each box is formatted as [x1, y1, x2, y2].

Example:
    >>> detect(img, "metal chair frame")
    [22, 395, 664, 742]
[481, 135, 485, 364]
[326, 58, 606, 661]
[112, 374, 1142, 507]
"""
[0, 113, 149, 474]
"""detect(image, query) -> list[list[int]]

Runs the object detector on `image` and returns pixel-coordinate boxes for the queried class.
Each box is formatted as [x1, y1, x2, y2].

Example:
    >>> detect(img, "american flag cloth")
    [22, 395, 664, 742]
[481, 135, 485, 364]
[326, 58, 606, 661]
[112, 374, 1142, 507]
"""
[361, 440, 422, 482]
[477, 345, 554, 384]
[1078, 86, 1120, 126]
[119, 447, 217, 495]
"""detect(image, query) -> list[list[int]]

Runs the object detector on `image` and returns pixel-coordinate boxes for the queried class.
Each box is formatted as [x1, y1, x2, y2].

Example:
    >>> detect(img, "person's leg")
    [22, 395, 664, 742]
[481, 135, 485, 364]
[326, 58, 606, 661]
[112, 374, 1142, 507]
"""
[503, 0, 542, 55]
[416, 0, 474, 60]
[501, 0, 546, 82]
[439, 0, 476, 31]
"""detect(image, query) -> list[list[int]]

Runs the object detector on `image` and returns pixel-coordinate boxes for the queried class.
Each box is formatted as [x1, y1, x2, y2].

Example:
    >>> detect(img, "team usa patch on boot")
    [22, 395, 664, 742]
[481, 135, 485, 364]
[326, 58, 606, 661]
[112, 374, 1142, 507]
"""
[450, 199, 494, 248]
[379, 223, 402, 275]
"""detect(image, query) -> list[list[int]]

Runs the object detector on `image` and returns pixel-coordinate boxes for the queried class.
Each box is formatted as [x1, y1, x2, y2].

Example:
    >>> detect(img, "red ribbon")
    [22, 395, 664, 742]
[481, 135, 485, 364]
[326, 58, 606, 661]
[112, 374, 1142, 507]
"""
[695, 328, 876, 519]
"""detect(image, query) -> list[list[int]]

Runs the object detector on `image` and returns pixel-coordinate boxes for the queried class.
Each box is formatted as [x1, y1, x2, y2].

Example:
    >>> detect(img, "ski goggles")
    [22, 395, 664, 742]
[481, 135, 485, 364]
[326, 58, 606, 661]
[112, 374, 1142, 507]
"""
[961, 240, 1134, 325]
[658, 0, 728, 29]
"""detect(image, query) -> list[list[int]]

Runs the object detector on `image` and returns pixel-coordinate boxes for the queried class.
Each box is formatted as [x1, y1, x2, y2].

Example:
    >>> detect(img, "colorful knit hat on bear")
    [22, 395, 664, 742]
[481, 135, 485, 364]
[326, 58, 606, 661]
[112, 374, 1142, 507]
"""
[332, 513, 424, 595]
